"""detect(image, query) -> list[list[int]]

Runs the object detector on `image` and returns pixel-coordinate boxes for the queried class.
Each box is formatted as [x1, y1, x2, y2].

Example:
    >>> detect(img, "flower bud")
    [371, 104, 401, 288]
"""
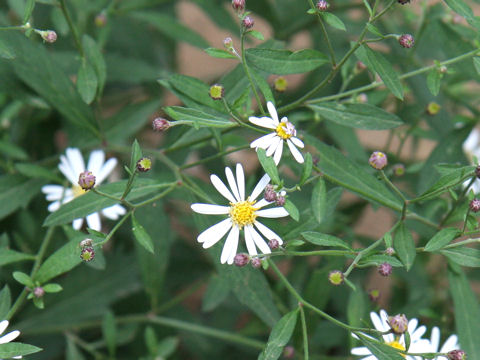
[476, 165, 480, 179]
[378, 262, 392, 276]
[439, 65, 448, 74]
[136, 157, 152, 172]
[388, 314, 408, 335]
[368, 289, 380, 302]
[264, 184, 277, 202]
[399, 34, 414, 48]
[33, 287, 45, 298]
[426, 102, 441, 116]
[152, 117, 170, 132]
[232, 0, 245, 11]
[385, 247, 395, 256]
[328, 270, 344, 286]
[470, 198, 480, 213]
[268, 239, 280, 250]
[209, 84, 225, 100]
[274, 77, 287, 92]
[316, 0, 330, 11]
[40, 30, 57, 43]
[251, 257, 262, 268]
[393, 164, 405, 177]
[283, 346, 295, 359]
[356, 93, 368, 103]
[397, 0, 410, 4]
[95, 13, 107, 27]
[223, 37, 233, 50]
[447, 350, 467, 360]
[80, 238, 93, 248]
[275, 195, 286, 206]
[369, 151, 388, 170]
[234, 253, 249, 267]
[80, 247, 95, 262]
[78, 171, 96, 190]
[242, 16, 254, 29]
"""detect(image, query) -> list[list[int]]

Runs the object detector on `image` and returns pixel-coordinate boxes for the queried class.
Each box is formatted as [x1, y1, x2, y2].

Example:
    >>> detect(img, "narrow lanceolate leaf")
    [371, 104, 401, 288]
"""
[302, 232, 351, 250]
[132, 214, 155, 254]
[321, 12, 346, 31]
[164, 106, 234, 128]
[23, 0, 36, 24]
[394, 223, 416, 271]
[257, 148, 280, 184]
[299, 153, 313, 186]
[443, 0, 480, 29]
[129, 139, 143, 172]
[202, 274, 231, 312]
[473, 57, 480, 75]
[13, 272, 34, 288]
[245, 48, 329, 75]
[356, 333, 405, 360]
[204, 48, 237, 59]
[424, 227, 460, 252]
[309, 103, 402, 130]
[427, 69, 442, 96]
[311, 178, 327, 223]
[77, 60, 98, 104]
[83, 35, 107, 97]
[441, 248, 480, 267]
[0, 249, 35, 266]
[102, 311, 117, 357]
[0, 286, 11, 319]
[0, 343, 42, 358]
[284, 200, 300, 222]
[0, 175, 45, 220]
[258, 309, 299, 360]
[448, 267, 480, 360]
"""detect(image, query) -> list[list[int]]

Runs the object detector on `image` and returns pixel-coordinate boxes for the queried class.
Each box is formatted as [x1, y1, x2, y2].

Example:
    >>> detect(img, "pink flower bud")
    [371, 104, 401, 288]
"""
[369, 151, 388, 170]
[378, 262, 392, 276]
[316, 0, 330, 11]
[385, 247, 395, 256]
[80, 247, 95, 262]
[283, 346, 295, 359]
[42, 30, 57, 43]
[268, 239, 279, 250]
[232, 0, 245, 11]
[470, 198, 480, 213]
[399, 34, 414, 48]
[152, 117, 170, 132]
[242, 16, 254, 29]
[251, 258, 262, 268]
[264, 184, 277, 202]
[33, 287, 45, 298]
[80, 238, 93, 248]
[388, 314, 408, 334]
[78, 171, 95, 190]
[275, 196, 286, 206]
[447, 350, 467, 360]
[234, 253, 249, 267]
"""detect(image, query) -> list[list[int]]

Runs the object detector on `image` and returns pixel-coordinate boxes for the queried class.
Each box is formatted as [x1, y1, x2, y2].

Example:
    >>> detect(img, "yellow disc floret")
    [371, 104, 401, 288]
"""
[275, 121, 296, 140]
[387, 341, 406, 357]
[229, 200, 257, 228]
[72, 185, 87, 198]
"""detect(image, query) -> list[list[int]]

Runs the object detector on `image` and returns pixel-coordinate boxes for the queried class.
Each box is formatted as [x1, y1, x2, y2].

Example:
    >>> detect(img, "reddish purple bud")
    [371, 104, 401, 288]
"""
[251, 258, 262, 268]
[470, 198, 480, 213]
[264, 184, 277, 202]
[388, 314, 408, 334]
[275, 195, 286, 206]
[283, 346, 295, 359]
[136, 157, 152, 172]
[33, 287, 45, 298]
[448, 350, 467, 360]
[368, 289, 380, 302]
[269, 239, 279, 250]
[399, 34, 414, 48]
[378, 262, 392, 277]
[152, 117, 170, 132]
[369, 151, 388, 170]
[78, 171, 95, 190]
[328, 270, 344, 286]
[234, 253, 249, 267]
[242, 16, 254, 29]
[316, 0, 330, 11]
[41, 30, 57, 43]
[80, 247, 95, 262]
[232, 0, 245, 11]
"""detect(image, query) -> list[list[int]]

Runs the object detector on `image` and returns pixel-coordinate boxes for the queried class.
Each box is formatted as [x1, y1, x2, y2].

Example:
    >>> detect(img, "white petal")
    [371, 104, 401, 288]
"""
[266, 136, 282, 157]
[256, 207, 289, 218]
[250, 173, 271, 201]
[463, 128, 480, 153]
[48, 201, 61, 212]
[225, 167, 241, 202]
[247, 225, 271, 255]
[45, 190, 64, 201]
[273, 140, 284, 165]
[96, 157, 117, 185]
[351, 346, 372, 356]
[227, 227, 240, 264]
[236, 164, 245, 201]
[198, 218, 232, 246]
[410, 325, 426, 341]
[267, 101, 279, 125]
[407, 318, 418, 333]
[371, 311, 389, 332]
[0, 330, 20, 344]
[0, 321, 9, 335]
[440, 335, 459, 352]
[191, 203, 230, 215]
[66, 148, 86, 179]
[86, 212, 102, 231]
[41, 185, 64, 195]
[72, 218, 84, 230]
[249, 116, 278, 130]
[243, 225, 257, 256]
[87, 150, 105, 176]
[255, 198, 273, 209]
[429, 327, 440, 352]
[221, 225, 239, 264]
[250, 132, 277, 149]
[210, 175, 236, 203]
[102, 204, 126, 219]
[58, 156, 78, 185]
[254, 221, 283, 245]
[287, 139, 304, 163]
[290, 136, 305, 148]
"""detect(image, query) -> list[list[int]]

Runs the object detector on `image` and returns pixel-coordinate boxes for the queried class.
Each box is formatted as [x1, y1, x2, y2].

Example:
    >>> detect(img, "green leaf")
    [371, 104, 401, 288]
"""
[15, 163, 61, 182]
[164, 106, 234, 128]
[131, 214, 155, 254]
[0, 175, 44, 220]
[23, 0, 35, 23]
[245, 48, 329, 75]
[299, 153, 313, 186]
[424, 227, 460, 252]
[0, 249, 35, 266]
[157, 336, 179, 357]
[0, 286, 11, 319]
[77, 60, 98, 104]
[0, 343, 42, 357]
[258, 309, 299, 360]
[13, 271, 34, 288]
[366, 23, 383, 37]
[309, 102, 403, 130]
[302, 232, 351, 249]
[0, 140, 28, 160]
[321, 12, 346, 31]
[202, 274, 231, 312]
[427, 69, 441, 96]
[129, 139, 142, 173]
[311, 178, 327, 223]
[251, 68, 275, 104]
[357, 45, 404, 100]
[43, 283, 63, 293]
[204, 47, 237, 59]
[248, 30, 265, 40]
[473, 57, 480, 75]
[83, 35, 106, 97]
[441, 248, 480, 267]
[356, 333, 405, 360]
[394, 223, 416, 271]
[257, 148, 280, 184]
[443, 0, 480, 29]
[358, 254, 403, 267]
[102, 311, 116, 356]
[448, 267, 480, 359]
[0, 38, 16, 59]
[284, 199, 299, 222]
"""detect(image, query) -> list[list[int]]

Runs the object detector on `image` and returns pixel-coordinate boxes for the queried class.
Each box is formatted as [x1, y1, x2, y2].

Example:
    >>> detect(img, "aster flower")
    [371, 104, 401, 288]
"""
[462, 127, 480, 193]
[191, 163, 289, 264]
[427, 327, 460, 359]
[42, 148, 126, 231]
[0, 320, 21, 359]
[351, 310, 431, 360]
[249, 102, 305, 165]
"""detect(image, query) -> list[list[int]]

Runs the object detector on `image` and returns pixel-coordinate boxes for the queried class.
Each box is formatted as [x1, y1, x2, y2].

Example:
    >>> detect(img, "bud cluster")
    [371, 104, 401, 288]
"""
[263, 184, 287, 206]
[388, 314, 408, 334]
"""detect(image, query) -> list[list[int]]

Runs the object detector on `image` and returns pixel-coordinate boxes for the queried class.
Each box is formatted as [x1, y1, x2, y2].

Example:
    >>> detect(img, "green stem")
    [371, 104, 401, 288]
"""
[462, 207, 471, 233]
[132, 183, 178, 208]
[299, 306, 309, 360]
[343, 236, 385, 278]
[59, 0, 84, 56]
[66, 332, 105, 359]
[270, 250, 355, 257]
[307, 0, 336, 66]
[240, 32, 265, 115]
[92, 187, 134, 209]
[96, 211, 131, 246]
[180, 145, 250, 170]
[439, 177, 476, 227]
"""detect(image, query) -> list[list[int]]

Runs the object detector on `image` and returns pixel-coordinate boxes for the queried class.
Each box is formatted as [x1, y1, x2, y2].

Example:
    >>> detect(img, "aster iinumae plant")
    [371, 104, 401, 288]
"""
[191, 163, 289, 264]
[249, 101, 305, 165]
[42, 148, 126, 231]
[0, 320, 22, 359]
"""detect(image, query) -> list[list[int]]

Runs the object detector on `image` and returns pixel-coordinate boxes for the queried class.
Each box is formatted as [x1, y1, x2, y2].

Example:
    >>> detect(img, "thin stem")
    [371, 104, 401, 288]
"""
[307, 0, 336, 66]
[240, 32, 265, 115]
[65, 332, 105, 359]
[91, 187, 134, 209]
[96, 211, 131, 246]
[462, 207, 471, 233]
[132, 183, 178, 208]
[299, 306, 309, 360]
[59, 0, 84, 56]
[180, 145, 250, 170]
[269, 250, 355, 257]
[439, 177, 476, 227]
[343, 236, 385, 278]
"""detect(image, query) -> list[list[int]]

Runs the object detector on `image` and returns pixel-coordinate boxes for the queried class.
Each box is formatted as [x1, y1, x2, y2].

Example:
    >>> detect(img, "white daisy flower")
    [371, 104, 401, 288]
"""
[351, 309, 431, 360]
[0, 320, 21, 359]
[426, 326, 460, 359]
[249, 101, 305, 165]
[462, 127, 480, 193]
[42, 148, 126, 231]
[191, 163, 289, 265]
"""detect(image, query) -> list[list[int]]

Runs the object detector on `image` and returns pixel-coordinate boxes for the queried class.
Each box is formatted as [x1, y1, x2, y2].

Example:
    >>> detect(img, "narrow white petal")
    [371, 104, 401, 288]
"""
[66, 148, 86, 178]
[45, 191, 64, 201]
[410, 325, 426, 341]
[87, 150, 105, 176]
[254, 221, 283, 245]
[247, 225, 271, 255]
[407, 318, 418, 334]
[86, 212, 102, 231]
[290, 136, 305, 148]
[351, 347, 372, 356]
[243, 225, 257, 256]
[96, 158, 118, 185]
[198, 218, 232, 246]
[370, 311, 387, 332]
[463, 128, 480, 152]
[0, 330, 20, 344]
[191, 203, 230, 215]
[250, 173, 271, 201]
[440, 335, 459, 352]
[102, 204, 126, 219]
[379, 310, 390, 330]
[0, 321, 9, 335]
[225, 167, 241, 202]
[41, 185, 64, 195]
[210, 175, 236, 203]
[256, 207, 289, 218]
[72, 218, 83, 230]
[255, 198, 273, 209]
[429, 327, 440, 352]
[227, 227, 240, 264]
[249, 116, 278, 130]
[287, 139, 304, 164]
[48, 201, 61, 212]
[250, 132, 277, 149]
[266, 136, 282, 157]
[58, 159, 78, 185]
[221, 225, 239, 264]
[273, 140, 283, 165]
[236, 164, 245, 201]
[267, 101, 279, 124]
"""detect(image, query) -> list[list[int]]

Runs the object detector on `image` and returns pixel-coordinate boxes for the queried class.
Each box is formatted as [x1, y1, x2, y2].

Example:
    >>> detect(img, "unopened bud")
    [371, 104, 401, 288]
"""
[234, 253, 249, 267]
[223, 37, 233, 50]
[399, 34, 414, 48]
[369, 151, 388, 170]
[274, 77, 288, 92]
[439, 65, 448, 74]
[356, 93, 368, 103]
[136, 157, 152, 172]
[264, 184, 277, 202]
[426, 102, 441, 116]
[80, 238, 93, 248]
[95, 13, 107, 27]
[80, 247, 95, 262]
[78, 171, 95, 190]
[232, 0, 245, 11]
[33, 287, 45, 298]
[242, 16, 254, 29]
[316, 0, 330, 11]
[275, 195, 286, 206]
[40, 30, 57, 43]
[378, 262, 393, 277]
[152, 117, 170, 132]
[470, 198, 480, 213]
[368, 289, 380, 302]
[393, 164, 405, 177]
[385, 247, 395, 256]
[251, 257, 262, 268]
[268, 239, 280, 250]
[283, 346, 295, 359]
[209, 84, 224, 100]
[388, 314, 408, 335]
[447, 350, 467, 360]
[328, 270, 344, 286]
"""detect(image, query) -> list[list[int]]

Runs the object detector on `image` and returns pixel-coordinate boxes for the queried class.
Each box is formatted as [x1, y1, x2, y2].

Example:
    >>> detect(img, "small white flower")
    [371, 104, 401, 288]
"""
[426, 326, 460, 359]
[351, 310, 431, 360]
[0, 320, 21, 359]
[191, 163, 289, 264]
[42, 148, 126, 231]
[249, 101, 305, 165]
[462, 127, 480, 193]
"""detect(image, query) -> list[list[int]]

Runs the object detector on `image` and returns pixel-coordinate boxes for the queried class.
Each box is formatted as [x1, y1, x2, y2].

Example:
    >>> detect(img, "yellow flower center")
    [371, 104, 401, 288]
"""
[387, 341, 406, 357]
[275, 121, 295, 140]
[229, 200, 257, 228]
[72, 185, 87, 198]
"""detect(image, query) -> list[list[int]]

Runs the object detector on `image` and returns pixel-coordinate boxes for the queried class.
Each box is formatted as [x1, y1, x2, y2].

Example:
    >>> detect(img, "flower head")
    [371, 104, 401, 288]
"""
[191, 164, 289, 264]
[78, 170, 96, 190]
[328, 270, 344, 285]
[378, 262, 393, 276]
[389, 314, 409, 335]
[152, 117, 170, 132]
[0, 320, 21, 358]
[369, 151, 388, 170]
[80, 247, 95, 262]
[249, 102, 305, 165]
[136, 157, 152, 172]
[316, 0, 330, 11]
[42, 148, 126, 231]
[448, 350, 467, 360]
[399, 34, 415, 48]
[242, 16, 254, 29]
[428, 327, 460, 359]
[209, 84, 224, 100]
